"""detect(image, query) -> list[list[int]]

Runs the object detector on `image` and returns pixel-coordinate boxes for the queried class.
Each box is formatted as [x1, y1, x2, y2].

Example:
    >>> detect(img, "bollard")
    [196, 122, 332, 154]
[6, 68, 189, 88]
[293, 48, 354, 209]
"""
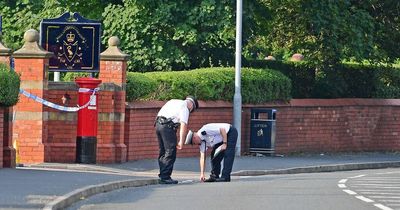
[75, 77, 102, 164]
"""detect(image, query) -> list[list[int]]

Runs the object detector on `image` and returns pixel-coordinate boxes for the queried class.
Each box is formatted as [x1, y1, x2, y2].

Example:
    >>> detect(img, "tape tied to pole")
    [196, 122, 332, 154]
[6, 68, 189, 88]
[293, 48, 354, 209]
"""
[19, 88, 99, 112]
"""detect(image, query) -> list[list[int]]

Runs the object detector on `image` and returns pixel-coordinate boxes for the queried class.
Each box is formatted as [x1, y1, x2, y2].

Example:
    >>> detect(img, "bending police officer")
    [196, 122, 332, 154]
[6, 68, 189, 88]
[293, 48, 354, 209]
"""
[185, 123, 238, 182]
[155, 96, 199, 184]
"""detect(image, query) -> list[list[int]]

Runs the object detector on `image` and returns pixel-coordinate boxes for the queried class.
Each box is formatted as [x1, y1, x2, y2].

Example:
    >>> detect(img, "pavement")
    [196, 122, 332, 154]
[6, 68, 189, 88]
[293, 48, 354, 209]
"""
[1, 152, 400, 210]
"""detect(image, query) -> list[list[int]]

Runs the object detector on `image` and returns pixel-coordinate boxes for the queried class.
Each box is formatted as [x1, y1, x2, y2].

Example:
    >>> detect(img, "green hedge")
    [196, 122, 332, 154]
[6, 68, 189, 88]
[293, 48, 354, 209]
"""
[245, 59, 400, 99]
[313, 64, 400, 99]
[0, 64, 20, 107]
[244, 59, 315, 98]
[369, 66, 400, 98]
[126, 67, 291, 103]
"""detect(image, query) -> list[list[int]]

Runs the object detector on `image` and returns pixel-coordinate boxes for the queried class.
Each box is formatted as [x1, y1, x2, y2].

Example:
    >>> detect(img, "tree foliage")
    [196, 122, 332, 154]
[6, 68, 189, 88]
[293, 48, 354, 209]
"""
[102, 0, 263, 72]
[0, 0, 398, 73]
[0, 0, 119, 50]
[253, 0, 399, 68]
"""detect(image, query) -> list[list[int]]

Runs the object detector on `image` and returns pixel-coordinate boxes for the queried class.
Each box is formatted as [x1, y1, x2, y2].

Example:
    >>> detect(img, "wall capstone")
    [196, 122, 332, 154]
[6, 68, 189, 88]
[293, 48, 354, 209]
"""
[0, 42, 11, 56]
[100, 36, 130, 61]
[13, 29, 53, 58]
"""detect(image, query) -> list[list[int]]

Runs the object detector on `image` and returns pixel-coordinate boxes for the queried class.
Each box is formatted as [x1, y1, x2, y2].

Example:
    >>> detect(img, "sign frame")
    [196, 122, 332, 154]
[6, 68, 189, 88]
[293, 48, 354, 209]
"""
[40, 12, 101, 73]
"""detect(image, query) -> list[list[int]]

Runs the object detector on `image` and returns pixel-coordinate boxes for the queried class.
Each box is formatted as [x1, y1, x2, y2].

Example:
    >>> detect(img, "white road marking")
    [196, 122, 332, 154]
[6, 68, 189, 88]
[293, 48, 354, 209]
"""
[351, 183, 400, 188]
[352, 180, 400, 183]
[358, 189, 400, 192]
[369, 196, 400, 199]
[179, 180, 195, 184]
[361, 192, 400, 195]
[349, 175, 365, 179]
[379, 200, 400, 203]
[374, 203, 393, 210]
[351, 186, 400, 189]
[377, 171, 400, 175]
[355, 178, 400, 181]
[343, 189, 357, 195]
[26, 195, 57, 204]
[340, 171, 400, 210]
[355, 195, 374, 203]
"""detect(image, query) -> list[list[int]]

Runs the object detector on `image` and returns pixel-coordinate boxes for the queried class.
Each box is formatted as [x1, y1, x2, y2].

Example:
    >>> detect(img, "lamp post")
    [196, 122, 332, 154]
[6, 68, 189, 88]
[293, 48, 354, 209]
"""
[233, 0, 242, 156]
[0, 15, 2, 36]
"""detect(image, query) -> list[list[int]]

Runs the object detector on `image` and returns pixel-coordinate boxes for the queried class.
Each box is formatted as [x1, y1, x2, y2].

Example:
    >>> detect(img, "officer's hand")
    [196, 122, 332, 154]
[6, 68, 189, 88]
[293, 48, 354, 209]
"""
[200, 174, 206, 182]
[176, 141, 184, 150]
[221, 144, 227, 151]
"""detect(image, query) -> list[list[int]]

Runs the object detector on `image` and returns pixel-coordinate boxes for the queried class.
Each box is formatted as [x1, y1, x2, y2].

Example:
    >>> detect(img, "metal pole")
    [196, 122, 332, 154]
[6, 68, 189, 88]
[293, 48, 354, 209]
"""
[234, 0, 242, 156]
[0, 15, 2, 37]
[54, 72, 60, 81]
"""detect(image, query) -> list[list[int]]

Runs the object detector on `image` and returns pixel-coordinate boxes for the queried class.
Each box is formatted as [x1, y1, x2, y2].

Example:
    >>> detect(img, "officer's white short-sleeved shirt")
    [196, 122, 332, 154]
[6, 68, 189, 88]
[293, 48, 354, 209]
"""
[157, 99, 190, 124]
[197, 123, 231, 153]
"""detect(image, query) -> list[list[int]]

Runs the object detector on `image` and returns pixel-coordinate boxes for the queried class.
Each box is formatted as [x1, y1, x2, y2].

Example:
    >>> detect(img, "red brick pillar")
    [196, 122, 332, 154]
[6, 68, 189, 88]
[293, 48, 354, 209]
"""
[0, 41, 15, 168]
[0, 41, 11, 66]
[0, 108, 3, 168]
[98, 36, 129, 163]
[12, 29, 53, 164]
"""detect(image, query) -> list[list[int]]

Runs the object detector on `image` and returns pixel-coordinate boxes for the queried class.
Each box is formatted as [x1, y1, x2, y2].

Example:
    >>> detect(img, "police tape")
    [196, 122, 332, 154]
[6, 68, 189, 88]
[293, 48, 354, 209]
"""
[19, 88, 99, 112]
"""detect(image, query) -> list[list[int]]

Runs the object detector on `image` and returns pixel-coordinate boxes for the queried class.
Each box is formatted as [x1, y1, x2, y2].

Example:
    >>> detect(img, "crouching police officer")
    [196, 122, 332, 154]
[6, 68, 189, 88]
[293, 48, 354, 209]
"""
[185, 123, 238, 182]
[155, 96, 199, 184]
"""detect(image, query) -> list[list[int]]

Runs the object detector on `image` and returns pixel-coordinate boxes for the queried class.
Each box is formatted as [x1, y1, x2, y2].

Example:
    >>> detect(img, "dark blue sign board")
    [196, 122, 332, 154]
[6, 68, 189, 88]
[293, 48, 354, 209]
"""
[0, 15, 2, 35]
[40, 12, 101, 72]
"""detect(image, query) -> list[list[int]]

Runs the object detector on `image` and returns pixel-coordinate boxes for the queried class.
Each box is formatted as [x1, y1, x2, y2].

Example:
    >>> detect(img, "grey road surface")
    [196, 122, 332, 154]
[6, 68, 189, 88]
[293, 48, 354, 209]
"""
[68, 168, 400, 210]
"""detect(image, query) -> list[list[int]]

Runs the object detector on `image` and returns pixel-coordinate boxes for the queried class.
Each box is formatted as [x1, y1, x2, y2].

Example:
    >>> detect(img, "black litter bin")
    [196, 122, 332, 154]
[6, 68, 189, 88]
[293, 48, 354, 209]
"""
[250, 108, 276, 155]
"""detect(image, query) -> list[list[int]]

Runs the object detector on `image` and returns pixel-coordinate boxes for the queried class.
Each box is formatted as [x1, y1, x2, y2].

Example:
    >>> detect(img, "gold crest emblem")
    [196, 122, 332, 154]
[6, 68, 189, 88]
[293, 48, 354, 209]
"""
[56, 26, 85, 69]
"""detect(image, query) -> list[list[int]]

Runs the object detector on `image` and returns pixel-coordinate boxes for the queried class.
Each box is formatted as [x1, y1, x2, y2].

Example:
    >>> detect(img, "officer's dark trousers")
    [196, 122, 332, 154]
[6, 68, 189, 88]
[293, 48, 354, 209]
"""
[156, 123, 177, 180]
[210, 126, 238, 180]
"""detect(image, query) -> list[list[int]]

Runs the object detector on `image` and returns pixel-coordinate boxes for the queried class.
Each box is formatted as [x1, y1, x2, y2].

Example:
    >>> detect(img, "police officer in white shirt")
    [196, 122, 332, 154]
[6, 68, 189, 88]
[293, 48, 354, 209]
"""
[155, 96, 199, 184]
[185, 123, 238, 182]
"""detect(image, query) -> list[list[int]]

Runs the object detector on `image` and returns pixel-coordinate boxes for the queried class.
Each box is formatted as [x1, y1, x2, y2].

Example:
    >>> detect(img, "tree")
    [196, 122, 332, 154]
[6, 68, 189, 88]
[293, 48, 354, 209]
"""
[256, 0, 399, 68]
[0, 0, 119, 50]
[102, 0, 263, 72]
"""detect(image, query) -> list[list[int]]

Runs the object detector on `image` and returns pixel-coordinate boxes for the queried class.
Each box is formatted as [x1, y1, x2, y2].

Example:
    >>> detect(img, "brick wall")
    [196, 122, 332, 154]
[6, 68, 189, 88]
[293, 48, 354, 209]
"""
[125, 99, 400, 160]
[44, 83, 77, 163]
[125, 100, 234, 160]
[2, 107, 14, 168]
[4, 97, 400, 165]
[0, 108, 4, 168]
[44, 82, 127, 163]
[269, 99, 400, 154]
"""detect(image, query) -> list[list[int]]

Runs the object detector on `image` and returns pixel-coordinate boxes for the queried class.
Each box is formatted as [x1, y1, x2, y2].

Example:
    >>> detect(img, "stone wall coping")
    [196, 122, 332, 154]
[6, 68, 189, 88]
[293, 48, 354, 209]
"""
[100, 36, 129, 61]
[0, 42, 12, 55]
[13, 29, 53, 58]
[48, 81, 123, 91]
[288, 98, 400, 107]
[127, 98, 400, 109]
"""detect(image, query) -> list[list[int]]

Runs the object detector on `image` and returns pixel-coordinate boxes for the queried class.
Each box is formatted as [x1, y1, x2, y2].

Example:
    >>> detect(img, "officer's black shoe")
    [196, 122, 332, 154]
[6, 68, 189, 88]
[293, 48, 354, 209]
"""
[159, 178, 178, 184]
[204, 177, 217, 182]
[204, 174, 219, 182]
[215, 177, 230, 182]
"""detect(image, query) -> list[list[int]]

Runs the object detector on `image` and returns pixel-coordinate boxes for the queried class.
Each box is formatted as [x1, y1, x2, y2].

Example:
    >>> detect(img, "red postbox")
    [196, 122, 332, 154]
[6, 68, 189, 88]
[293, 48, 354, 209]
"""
[75, 77, 102, 164]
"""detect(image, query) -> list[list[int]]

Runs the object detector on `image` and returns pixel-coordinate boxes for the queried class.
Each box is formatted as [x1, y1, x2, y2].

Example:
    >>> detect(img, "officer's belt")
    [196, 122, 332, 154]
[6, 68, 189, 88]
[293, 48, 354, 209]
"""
[156, 116, 180, 130]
